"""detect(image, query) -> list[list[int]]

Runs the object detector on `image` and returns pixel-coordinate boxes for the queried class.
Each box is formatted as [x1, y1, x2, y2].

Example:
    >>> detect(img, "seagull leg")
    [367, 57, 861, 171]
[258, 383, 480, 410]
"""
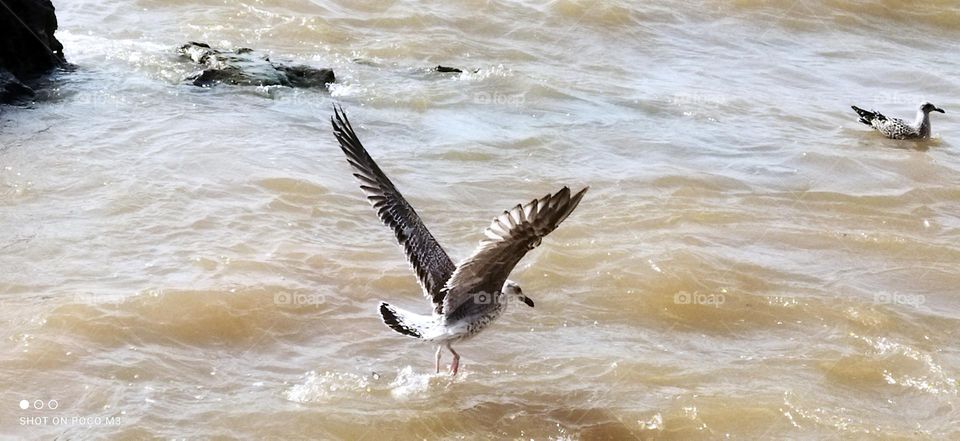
[435, 345, 443, 374]
[446, 343, 460, 376]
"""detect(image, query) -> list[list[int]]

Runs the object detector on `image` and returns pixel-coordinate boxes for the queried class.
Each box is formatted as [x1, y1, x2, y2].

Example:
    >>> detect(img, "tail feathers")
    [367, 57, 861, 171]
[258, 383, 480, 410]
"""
[852, 105, 882, 126]
[379, 302, 426, 339]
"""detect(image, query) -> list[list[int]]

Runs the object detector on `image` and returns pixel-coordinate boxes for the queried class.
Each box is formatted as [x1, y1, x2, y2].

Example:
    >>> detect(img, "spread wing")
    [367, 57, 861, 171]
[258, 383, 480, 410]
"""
[331, 106, 456, 313]
[441, 186, 588, 316]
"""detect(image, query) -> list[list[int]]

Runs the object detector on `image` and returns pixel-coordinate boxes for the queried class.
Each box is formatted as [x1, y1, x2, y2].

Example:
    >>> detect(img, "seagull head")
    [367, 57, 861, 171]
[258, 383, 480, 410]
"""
[504, 280, 534, 308]
[920, 102, 945, 114]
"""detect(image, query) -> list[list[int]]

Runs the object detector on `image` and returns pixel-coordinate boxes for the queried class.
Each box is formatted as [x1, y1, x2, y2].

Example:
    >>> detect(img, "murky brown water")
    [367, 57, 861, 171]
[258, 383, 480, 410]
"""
[2, 0, 959, 439]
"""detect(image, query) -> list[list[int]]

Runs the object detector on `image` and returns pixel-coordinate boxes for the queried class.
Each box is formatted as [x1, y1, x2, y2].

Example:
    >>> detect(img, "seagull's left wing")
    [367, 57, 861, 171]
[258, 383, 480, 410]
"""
[441, 186, 588, 317]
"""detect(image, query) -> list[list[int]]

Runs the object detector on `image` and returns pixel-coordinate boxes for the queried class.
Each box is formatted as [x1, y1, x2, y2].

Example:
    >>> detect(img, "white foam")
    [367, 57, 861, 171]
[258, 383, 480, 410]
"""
[455, 64, 514, 82]
[389, 365, 462, 400]
[389, 366, 433, 399]
[328, 82, 366, 98]
[284, 370, 370, 403]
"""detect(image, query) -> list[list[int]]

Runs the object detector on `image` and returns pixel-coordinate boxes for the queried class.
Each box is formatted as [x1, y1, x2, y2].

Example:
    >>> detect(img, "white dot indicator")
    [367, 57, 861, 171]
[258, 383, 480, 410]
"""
[19, 400, 29, 410]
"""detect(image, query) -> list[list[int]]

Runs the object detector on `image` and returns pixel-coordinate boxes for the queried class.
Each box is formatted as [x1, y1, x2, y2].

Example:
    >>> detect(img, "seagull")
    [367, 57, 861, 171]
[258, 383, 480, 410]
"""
[851, 102, 945, 140]
[330, 107, 588, 376]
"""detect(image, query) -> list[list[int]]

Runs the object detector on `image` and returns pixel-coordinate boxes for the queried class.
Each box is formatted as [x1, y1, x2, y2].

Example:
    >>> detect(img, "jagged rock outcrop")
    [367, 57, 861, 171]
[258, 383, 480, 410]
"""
[178, 42, 334, 88]
[0, 0, 66, 103]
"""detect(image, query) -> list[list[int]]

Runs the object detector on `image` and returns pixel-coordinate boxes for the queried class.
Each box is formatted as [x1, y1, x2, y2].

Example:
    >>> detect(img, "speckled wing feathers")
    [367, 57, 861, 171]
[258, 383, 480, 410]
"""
[331, 107, 456, 314]
[441, 186, 588, 317]
[872, 117, 918, 139]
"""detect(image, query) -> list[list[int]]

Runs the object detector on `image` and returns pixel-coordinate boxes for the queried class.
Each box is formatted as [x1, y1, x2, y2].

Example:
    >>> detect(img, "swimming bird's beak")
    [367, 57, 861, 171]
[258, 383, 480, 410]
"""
[935, 107, 945, 113]
[521, 295, 535, 308]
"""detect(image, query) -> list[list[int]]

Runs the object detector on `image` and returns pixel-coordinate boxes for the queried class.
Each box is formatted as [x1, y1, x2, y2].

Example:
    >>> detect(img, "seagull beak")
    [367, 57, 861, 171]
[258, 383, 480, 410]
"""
[935, 107, 945, 113]
[521, 295, 535, 308]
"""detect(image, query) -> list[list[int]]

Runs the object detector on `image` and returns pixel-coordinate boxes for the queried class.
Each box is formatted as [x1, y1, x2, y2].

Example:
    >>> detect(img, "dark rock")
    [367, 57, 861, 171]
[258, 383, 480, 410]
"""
[435, 65, 462, 73]
[178, 42, 334, 88]
[0, 69, 35, 103]
[276, 64, 336, 88]
[0, 0, 66, 103]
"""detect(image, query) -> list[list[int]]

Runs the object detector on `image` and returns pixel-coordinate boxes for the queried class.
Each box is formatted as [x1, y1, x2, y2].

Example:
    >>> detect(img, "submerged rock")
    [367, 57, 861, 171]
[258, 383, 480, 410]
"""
[433, 65, 480, 75]
[178, 42, 334, 88]
[0, 0, 67, 103]
[0, 70, 34, 103]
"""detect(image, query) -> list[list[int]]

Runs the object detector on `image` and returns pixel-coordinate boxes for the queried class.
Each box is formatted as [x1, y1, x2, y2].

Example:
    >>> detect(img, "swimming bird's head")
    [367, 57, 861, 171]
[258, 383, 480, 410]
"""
[504, 280, 534, 308]
[920, 102, 945, 114]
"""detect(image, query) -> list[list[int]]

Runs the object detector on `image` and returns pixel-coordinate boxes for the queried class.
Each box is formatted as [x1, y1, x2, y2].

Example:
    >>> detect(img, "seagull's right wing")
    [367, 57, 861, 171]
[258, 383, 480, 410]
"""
[441, 186, 588, 318]
[331, 106, 455, 313]
[874, 117, 914, 139]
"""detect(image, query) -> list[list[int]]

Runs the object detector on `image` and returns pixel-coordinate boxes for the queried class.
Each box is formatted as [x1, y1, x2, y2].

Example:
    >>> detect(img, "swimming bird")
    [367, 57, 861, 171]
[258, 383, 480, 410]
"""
[851, 102, 945, 140]
[331, 106, 587, 376]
